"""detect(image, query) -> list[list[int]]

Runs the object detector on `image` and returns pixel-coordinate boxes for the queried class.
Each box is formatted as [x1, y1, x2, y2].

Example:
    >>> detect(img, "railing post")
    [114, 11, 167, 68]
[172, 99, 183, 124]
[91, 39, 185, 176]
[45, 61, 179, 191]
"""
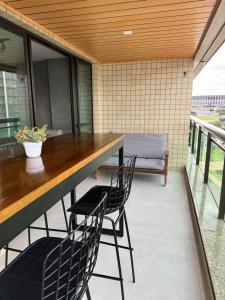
[204, 132, 211, 184]
[191, 122, 196, 154]
[196, 126, 202, 165]
[218, 156, 225, 219]
[188, 121, 192, 146]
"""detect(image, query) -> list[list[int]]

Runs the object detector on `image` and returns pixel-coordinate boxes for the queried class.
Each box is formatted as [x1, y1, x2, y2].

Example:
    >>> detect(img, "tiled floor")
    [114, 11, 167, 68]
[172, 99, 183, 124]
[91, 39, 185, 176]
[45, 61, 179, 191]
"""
[0, 171, 205, 300]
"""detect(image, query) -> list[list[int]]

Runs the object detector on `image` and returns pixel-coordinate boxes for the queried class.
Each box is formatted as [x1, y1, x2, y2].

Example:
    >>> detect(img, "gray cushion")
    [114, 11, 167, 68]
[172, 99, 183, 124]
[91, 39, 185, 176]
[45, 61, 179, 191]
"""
[113, 134, 166, 159]
[135, 158, 164, 170]
[103, 156, 164, 170]
[46, 129, 63, 138]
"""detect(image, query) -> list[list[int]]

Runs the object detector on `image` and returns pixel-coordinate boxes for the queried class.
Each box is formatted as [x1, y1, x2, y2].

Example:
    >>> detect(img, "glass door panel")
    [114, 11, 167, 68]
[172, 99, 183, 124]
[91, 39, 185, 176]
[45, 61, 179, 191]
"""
[0, 27, 30, 149]
[76, 60, 93, 133]
[31, 40, 72, 133]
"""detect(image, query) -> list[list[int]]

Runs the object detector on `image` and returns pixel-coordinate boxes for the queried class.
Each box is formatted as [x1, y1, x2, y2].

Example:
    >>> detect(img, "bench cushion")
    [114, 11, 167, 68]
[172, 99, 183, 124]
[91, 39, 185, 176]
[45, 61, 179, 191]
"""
[103, 156, 164, 170]
[113, 134, 166, 159]
[125, 134, 166, 159]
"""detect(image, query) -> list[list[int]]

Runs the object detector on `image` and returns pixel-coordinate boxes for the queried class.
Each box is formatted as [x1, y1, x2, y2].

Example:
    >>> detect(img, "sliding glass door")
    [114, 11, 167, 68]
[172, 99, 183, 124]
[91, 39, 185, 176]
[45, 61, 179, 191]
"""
[0, 26, 31, 148]
[31, 40, 73, 134]
[76, 59, 93, 133]
[0, 17, 94, 151]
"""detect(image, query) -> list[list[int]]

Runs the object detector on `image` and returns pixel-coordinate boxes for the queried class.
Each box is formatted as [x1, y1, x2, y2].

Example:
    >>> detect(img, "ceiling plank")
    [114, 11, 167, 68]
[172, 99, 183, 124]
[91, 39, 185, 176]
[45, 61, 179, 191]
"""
[63, 23, 207, 41]
[30, 1, 215, 25]
[58, 19, 208, 38]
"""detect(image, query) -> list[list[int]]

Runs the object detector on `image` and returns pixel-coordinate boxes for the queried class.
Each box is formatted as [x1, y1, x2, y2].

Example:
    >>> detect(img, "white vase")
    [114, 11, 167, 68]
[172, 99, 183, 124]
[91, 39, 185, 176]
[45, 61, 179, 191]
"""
[23, 142, 43, 158]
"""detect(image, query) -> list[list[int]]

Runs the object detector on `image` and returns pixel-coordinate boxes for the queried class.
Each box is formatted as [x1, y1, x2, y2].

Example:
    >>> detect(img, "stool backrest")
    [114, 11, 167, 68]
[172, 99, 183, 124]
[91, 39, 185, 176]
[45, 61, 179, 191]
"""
[108, 155, 136, 213]
[41, 193, 107, 300]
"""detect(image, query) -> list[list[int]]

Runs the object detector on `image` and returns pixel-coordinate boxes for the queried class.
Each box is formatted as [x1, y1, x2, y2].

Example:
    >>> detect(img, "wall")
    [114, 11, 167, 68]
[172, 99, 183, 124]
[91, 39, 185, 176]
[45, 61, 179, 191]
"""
[93, 59, 193, 170]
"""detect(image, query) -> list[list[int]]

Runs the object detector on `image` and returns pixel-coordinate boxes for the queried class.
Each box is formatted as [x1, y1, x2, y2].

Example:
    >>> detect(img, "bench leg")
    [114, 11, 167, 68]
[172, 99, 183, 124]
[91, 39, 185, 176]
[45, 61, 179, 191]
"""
[164, 173, 168, 186]
[93, 169, 100, 179]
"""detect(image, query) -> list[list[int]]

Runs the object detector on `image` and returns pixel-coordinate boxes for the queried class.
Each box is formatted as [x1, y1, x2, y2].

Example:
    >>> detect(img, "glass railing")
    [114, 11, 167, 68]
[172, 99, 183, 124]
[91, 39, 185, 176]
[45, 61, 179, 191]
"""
[189, 116, 225, 218]
[187, 116, 225, 300]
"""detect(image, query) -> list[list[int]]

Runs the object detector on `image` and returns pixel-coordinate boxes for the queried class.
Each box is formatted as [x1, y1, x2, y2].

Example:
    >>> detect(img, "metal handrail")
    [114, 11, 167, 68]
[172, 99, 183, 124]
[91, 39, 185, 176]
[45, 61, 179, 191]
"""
[0, 118, 20, 124]
[191, 115, 225, 142]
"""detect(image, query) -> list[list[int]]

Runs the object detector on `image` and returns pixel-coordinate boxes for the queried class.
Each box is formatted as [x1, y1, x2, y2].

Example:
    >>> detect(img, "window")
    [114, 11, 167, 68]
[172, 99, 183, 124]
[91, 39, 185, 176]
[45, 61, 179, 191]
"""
[0, 27, 30, 146]
[76, 59, 93, 133]
[31, 40, 73, 133]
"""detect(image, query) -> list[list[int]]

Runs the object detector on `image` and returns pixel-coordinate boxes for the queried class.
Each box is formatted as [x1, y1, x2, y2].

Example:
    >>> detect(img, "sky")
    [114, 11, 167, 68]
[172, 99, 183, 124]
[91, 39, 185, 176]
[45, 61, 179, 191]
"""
[193, 42, 225, 96]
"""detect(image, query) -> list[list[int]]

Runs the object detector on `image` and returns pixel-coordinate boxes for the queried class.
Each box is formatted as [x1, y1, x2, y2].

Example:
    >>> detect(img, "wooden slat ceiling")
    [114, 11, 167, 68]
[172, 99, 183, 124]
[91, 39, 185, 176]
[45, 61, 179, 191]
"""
[2, 0, 218, 63]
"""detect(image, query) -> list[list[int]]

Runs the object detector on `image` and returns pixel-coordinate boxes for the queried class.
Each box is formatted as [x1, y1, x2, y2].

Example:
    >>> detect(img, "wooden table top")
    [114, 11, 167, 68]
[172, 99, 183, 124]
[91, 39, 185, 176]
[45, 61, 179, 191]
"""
[0, 133, 123, 224]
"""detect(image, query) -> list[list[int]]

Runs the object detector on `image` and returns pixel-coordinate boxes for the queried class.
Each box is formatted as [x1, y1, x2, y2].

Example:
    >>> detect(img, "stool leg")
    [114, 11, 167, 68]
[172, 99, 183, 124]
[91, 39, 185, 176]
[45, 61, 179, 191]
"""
[69, 214, 75, 234]
[124, 210, 135, 283]
[110, 219, 125, 300]
[28, 227, 31, 245]
[5, 244, 9, 267]
[86, 286, 91, 300]
[44, 213, 49, 237]
[61, 198, 69, 233]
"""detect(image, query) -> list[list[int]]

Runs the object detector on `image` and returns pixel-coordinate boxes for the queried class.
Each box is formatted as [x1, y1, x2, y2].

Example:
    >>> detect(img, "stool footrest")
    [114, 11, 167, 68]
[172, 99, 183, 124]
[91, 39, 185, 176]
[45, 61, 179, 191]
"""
[100, 240, 133, 251]
[29, 225, 68, 233]
[92, 272, 122, 282]
[4, 247, 22, 253]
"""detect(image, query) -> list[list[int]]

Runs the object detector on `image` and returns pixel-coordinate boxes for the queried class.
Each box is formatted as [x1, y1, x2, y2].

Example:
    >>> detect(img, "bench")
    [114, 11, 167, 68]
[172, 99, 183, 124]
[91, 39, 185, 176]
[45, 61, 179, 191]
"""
[98, 133, 169, 186]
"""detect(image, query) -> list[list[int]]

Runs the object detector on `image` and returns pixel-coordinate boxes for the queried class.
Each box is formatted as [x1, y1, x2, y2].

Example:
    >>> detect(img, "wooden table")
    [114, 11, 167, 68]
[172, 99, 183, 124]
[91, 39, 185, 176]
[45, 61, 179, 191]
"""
[0, 133, 124, 249]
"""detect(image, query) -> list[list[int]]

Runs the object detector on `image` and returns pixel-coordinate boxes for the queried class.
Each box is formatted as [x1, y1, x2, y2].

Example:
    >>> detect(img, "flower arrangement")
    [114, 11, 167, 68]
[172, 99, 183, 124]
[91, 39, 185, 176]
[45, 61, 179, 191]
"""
[15, 125, 47, 158]
[15, 125, 47, 143]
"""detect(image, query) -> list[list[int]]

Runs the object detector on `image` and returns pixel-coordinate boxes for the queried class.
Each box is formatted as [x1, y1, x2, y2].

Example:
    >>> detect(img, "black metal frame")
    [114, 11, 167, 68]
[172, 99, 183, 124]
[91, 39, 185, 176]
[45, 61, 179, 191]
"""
[196, 126, 202, 165]
[191, 122, 196, 154]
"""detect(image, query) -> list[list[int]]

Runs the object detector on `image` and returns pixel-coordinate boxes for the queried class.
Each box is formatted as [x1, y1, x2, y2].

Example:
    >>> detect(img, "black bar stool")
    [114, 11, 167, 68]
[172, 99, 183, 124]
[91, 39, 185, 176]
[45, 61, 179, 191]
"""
[4, 197, 69, 267]
[0, 193, 107, 300]
[68, 155, 137, 300]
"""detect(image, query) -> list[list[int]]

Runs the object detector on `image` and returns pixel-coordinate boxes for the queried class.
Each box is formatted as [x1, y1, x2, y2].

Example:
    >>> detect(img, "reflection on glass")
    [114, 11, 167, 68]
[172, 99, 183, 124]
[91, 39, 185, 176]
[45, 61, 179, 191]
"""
[208, 143, 224, 205]
[193, 126, 198, 157]
[26, 157, 44, 174]
[0, 27, 30, 149]
[31, 40, 72, 133]
[77, 61, 93, 133]
[199, 132, 207, 173]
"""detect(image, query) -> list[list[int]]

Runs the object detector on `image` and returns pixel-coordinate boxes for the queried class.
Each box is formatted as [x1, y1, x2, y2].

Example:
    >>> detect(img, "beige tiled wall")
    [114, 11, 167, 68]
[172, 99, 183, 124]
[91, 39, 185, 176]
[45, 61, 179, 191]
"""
[93, 59, 193, 170]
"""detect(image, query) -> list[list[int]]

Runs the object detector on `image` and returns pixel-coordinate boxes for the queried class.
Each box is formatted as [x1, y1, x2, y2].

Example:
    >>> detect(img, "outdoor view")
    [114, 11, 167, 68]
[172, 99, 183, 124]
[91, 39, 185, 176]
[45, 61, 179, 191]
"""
[192, 42, 225, 205]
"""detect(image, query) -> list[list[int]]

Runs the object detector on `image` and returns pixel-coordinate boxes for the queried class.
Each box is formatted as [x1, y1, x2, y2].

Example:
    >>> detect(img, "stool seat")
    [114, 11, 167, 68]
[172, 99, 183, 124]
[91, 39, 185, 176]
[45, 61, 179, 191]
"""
[68, 185, 124, 215]
[0, 237, 82, 300]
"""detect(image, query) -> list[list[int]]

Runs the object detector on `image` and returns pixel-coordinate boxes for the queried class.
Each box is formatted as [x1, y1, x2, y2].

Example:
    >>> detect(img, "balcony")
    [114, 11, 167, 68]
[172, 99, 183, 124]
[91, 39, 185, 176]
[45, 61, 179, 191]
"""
[0, 1, 225, 300]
